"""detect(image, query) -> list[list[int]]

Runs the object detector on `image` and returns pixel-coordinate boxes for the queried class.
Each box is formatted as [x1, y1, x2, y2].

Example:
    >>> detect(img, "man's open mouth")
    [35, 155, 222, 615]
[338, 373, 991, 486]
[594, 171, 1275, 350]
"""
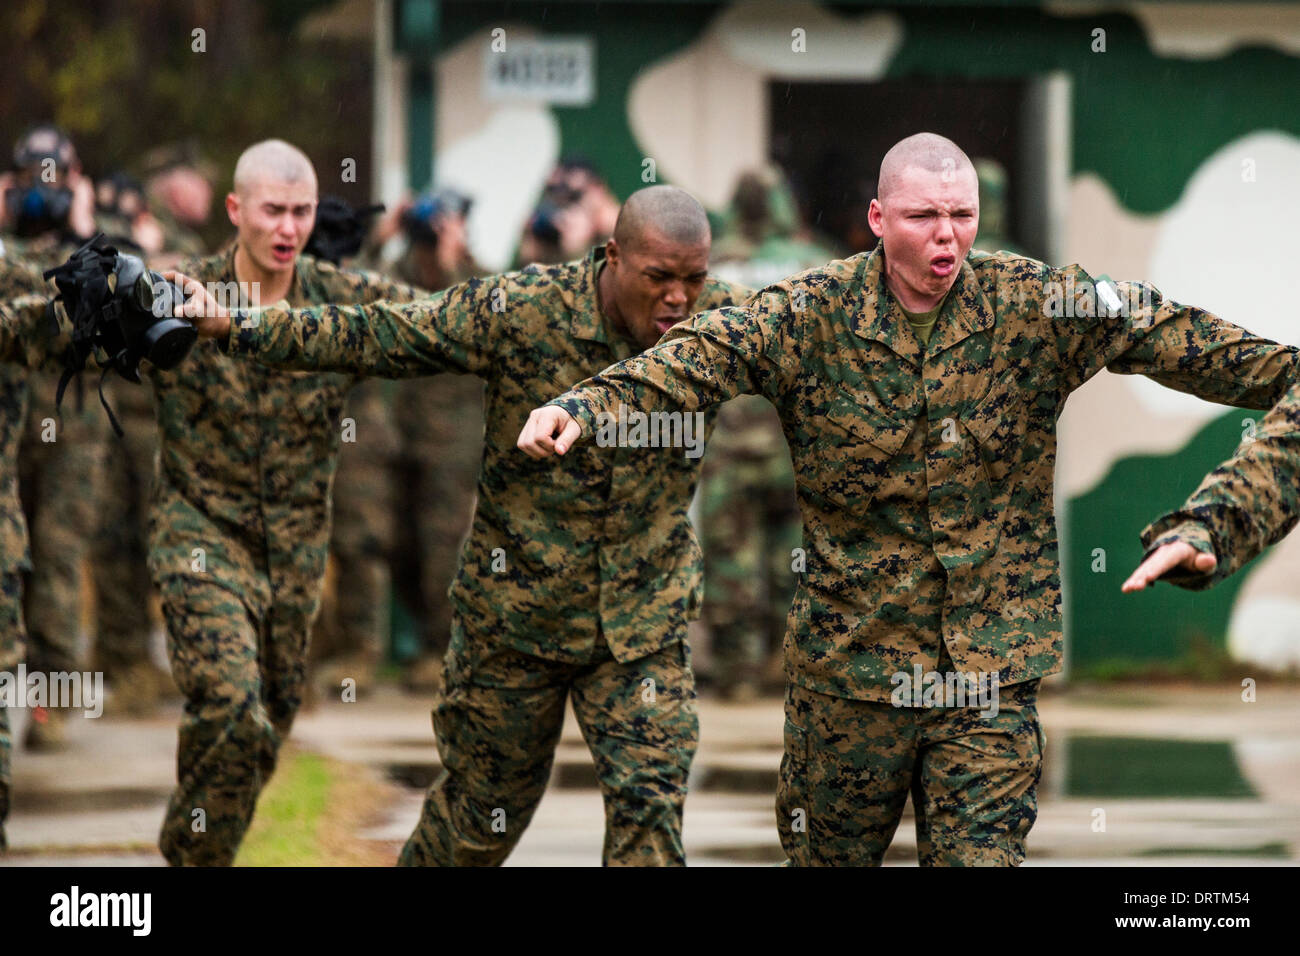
[930, 254, 956, 278]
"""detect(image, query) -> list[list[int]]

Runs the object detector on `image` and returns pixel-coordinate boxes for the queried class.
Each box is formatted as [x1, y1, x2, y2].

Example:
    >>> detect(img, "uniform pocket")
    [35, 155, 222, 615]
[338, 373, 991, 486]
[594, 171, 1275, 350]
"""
[961, 378, 1026, 486]
[810, 387, 914, 509]
[776, 712, 812, 865]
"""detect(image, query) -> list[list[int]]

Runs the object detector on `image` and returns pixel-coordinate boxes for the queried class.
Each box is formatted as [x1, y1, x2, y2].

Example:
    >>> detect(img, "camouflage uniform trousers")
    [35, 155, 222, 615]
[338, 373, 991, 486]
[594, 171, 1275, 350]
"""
[156, 576, 315, 866]
[314, 380, 397, 666]
[19, 372, 110, 675]
[0, 572, 23, 852]
[90, 380, 157, 676]
[777, 644, 1045, 866]
[398, 612, 699, 866]
[393, 375, 483, 655]
[699, 449, 799, 684]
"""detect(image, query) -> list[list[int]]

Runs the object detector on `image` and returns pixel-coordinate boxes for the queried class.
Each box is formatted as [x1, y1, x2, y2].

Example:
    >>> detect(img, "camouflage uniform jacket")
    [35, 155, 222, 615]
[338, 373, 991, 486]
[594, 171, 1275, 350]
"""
[546, 246, 1300, 701]
[224, 247, 749, 663]
[1140, 378, 1300, 590]
[149, 246, 420, 618]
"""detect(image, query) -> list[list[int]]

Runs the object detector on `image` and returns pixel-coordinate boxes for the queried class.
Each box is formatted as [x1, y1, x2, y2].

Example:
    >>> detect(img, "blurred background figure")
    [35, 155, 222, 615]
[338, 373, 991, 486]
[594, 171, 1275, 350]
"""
[141, 142, 214, 267]
[305, 195, 401, 697]
[383, 189, 486, 691]
[971, 156, 1022, 255]
[94, 170, 164, 255]
[699, 165, 836, 699]
[1, 125, 108, 746]
[328, 187, 486, 692]
[516, 157, 619, 266]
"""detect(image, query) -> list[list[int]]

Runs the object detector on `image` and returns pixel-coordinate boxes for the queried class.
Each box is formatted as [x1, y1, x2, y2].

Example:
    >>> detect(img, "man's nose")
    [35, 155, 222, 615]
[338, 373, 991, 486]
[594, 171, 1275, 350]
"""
[663, 282, 687, 306]
[933, 215, 955, 243]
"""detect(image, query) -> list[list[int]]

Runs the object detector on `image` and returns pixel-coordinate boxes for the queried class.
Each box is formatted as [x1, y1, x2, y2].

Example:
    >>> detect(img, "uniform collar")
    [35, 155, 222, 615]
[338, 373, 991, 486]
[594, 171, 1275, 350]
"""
[563, 245, 613, 344]
[223, 243, 305, 306]
[851, 245, 995, 365]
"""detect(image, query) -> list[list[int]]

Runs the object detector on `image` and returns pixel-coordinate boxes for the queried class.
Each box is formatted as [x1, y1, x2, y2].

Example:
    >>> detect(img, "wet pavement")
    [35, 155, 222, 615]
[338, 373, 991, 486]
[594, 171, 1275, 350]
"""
[3, 678, 1299, 866]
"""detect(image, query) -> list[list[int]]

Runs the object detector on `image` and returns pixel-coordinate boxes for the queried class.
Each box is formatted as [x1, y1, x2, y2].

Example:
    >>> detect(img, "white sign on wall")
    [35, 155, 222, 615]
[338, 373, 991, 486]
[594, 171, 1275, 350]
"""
[484, 37, 595, 105]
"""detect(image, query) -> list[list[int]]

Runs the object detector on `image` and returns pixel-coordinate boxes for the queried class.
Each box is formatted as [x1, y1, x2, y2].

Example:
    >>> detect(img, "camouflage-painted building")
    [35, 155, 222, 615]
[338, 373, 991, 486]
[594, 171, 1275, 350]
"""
[369, 0, 1300, 677]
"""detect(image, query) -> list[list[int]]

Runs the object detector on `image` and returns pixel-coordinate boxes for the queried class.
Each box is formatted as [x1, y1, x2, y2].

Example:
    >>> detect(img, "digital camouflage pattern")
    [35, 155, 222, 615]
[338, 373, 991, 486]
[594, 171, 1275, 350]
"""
[399, 611, 698, 866]
[546, 245, 1299, 864]
[2, 235, 108, 684]
[227, 247, 749, 665]
[0, 254, 50, 852]
[151, 246, 420, 865]
[778, 643, 1044, 866]
[1140, 378, 1300, 589]
[224, 246, 747, 863]
[548, 246, 1300, 702]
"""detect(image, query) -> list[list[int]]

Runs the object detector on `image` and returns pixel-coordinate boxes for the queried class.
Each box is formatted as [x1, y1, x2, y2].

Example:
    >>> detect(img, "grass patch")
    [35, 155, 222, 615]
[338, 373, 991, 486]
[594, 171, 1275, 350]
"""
[236, 746, 399, 867]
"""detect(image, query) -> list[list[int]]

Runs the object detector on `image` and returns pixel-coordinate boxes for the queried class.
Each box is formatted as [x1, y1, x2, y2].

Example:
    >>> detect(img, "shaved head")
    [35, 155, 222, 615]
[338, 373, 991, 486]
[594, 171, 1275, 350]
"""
[612, 185, 710, 252]
[877, 132, 975, 204]
[233, 139, 317, 196]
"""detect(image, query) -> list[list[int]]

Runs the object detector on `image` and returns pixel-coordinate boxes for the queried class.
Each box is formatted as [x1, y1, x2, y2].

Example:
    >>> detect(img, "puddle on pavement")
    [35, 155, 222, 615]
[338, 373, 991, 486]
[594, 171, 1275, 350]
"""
[11, 785, 171, 813]
[1061, 735, 1256, 799]
[1137, 842, 1288, 858]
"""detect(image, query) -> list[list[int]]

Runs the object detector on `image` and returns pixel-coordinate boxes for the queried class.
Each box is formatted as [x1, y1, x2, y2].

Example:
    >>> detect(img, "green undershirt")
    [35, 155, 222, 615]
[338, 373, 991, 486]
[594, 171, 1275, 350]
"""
[899, 290, 953, 346]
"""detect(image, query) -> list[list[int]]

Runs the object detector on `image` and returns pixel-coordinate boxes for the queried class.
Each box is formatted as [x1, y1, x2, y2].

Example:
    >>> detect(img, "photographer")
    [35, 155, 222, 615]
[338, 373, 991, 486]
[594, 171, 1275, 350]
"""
[515, 158, 619, 267]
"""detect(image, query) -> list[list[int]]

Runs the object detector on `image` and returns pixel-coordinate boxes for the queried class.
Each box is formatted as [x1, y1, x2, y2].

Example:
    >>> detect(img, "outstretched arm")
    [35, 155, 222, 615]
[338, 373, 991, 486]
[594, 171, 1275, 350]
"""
[518, 286, 797, 458]
[166, 269, 501, 379]
[1051, 267, 1300, 408]
[1124, 379, 1300, 592]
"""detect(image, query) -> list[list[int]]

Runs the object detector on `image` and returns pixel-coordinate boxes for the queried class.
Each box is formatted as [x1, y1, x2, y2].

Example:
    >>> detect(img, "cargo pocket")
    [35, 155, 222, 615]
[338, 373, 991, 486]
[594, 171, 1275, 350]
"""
[811, 387, 914, 510]
[776, 715, 812, 866]
[961, 379, 1027, 488]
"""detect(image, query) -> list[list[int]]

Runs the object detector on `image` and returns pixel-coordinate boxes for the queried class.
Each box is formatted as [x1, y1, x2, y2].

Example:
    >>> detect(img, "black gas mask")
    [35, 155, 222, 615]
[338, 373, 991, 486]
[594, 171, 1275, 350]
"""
[43, 234, 197, 434]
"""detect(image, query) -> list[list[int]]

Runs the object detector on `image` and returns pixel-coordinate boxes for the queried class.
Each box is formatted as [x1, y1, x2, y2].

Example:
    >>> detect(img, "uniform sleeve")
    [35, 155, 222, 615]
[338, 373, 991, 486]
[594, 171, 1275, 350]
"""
[1137, 379, 1300, 590]
[225, 272, 506, 378]
[1051, 265, 1300, 408]
[696, 275, 754, 310]
[546, 284, 800, 436]
[338, 266, 428, 307]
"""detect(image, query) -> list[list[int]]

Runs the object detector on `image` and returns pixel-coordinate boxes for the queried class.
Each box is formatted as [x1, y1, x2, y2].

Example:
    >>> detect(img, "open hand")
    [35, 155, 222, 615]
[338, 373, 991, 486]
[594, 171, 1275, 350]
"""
[1121, 541, 1217, 593]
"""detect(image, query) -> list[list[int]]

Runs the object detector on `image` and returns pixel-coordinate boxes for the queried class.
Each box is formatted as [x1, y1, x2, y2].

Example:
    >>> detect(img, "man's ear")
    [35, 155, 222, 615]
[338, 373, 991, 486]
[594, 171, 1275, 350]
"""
[225, 192, 240, 228]
[867, 198, 884, 239]
[604, 236, 620, 269]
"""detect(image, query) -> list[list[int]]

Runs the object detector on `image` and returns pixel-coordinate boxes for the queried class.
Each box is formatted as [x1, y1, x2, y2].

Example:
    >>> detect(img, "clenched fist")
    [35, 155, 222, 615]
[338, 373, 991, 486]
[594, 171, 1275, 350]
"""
[517, 405, 582, 459]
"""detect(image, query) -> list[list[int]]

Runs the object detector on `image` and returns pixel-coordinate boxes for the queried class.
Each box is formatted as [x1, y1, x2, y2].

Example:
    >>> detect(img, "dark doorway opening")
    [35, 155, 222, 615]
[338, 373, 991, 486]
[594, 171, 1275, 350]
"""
[769, 78, 1041, 258]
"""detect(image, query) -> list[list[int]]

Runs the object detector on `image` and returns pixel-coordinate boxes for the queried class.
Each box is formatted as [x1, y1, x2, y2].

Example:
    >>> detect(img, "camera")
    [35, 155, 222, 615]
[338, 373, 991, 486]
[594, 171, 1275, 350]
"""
[44, 235, 197, 421]
[526, 183, 583, 246]
[4, 183, 73, 237]
[401, 188, 472, 248]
